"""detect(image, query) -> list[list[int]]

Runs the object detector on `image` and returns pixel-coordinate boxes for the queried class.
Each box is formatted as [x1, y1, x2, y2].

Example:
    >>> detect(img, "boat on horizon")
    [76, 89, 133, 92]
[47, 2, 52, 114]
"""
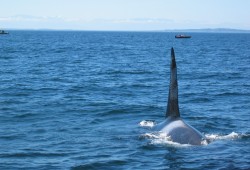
[175, 34, 191, 38]
[0, 30, 9, 34]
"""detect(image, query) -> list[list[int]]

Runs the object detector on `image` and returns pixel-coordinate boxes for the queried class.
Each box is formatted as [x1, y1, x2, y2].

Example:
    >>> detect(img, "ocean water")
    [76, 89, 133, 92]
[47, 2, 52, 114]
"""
[0, 31, 249, 170]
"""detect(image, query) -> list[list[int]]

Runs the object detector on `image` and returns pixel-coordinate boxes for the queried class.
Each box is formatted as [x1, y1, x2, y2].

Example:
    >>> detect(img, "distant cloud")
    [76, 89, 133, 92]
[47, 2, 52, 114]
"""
[1, 14, 248, 31]
[0, 15, 65, 22]
[0, 15, 177, 30]
[109, 18, 174, 24]
[0, 15, 174, 24]
[0, 16, 12, 21]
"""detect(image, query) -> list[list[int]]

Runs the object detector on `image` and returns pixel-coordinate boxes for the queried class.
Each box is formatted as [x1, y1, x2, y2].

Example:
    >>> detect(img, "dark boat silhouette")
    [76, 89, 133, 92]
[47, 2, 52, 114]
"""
[0, 30, 9, 34]
[175, 34, 191, 38]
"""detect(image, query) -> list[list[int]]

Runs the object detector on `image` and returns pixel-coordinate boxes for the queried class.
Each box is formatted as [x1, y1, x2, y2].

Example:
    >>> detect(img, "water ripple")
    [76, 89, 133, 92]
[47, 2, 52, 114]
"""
[0, 31, 249, 170]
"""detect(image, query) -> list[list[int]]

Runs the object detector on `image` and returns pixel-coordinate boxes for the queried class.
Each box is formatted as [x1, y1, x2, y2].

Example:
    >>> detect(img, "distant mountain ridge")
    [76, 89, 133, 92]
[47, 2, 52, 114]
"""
[164, 28, 250, 33]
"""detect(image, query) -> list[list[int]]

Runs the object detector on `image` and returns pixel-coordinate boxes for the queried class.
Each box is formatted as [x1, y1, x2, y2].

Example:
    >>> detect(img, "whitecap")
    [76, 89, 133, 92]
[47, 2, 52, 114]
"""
[139, 120, 156, 128]
[205, 132, 241, 141]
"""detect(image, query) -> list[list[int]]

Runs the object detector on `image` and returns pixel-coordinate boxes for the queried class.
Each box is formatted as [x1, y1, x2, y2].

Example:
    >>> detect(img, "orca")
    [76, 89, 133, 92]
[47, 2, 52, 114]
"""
[153, 48, 207, 145]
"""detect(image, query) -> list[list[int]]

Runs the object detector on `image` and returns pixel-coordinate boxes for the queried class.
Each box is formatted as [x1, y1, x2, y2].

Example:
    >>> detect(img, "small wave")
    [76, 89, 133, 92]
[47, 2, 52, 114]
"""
[13, 113, 35, 118]
[0, 152, 66, 158]
[139, 120, 156, 128]
[72, 159, 128, 170]
[242, 132, 250, 139]
[205, 132, 241, 141]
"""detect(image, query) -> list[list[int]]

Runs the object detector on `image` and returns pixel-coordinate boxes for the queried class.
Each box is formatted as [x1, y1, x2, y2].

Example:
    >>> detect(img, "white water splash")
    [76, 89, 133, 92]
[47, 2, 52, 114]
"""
[139, 120, 156, 128]
[205, 132, 240, 141]
[141, 131, 242, 147]
[139, 120, 243, 146]
[141, 132, 192, 147]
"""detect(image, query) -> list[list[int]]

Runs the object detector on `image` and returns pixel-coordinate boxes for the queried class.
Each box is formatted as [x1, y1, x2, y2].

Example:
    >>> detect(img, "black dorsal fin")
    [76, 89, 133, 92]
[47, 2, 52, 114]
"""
[166, 47, 180, 118]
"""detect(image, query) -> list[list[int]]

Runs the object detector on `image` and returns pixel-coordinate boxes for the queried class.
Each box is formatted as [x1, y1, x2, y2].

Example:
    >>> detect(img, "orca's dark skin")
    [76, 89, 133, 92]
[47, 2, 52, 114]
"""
[153, 48, 207, 145]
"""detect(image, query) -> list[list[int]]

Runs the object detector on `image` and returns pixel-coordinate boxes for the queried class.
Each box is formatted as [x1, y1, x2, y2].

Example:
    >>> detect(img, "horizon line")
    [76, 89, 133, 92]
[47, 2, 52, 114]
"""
[2, 27, 250, 33]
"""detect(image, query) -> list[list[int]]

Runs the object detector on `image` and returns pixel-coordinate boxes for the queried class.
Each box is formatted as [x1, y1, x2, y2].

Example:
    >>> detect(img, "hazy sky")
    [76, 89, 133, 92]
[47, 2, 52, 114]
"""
[0, 0, 249, 30]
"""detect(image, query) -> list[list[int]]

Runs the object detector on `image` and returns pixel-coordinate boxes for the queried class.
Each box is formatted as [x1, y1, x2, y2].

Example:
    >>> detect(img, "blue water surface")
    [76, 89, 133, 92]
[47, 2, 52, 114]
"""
[0, 31, 250, 169]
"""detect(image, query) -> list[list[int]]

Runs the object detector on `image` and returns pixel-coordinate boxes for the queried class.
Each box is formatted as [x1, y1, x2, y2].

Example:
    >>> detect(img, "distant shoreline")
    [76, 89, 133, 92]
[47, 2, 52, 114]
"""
[3, 28, 250, 33]
[163, 28, 250, 33]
